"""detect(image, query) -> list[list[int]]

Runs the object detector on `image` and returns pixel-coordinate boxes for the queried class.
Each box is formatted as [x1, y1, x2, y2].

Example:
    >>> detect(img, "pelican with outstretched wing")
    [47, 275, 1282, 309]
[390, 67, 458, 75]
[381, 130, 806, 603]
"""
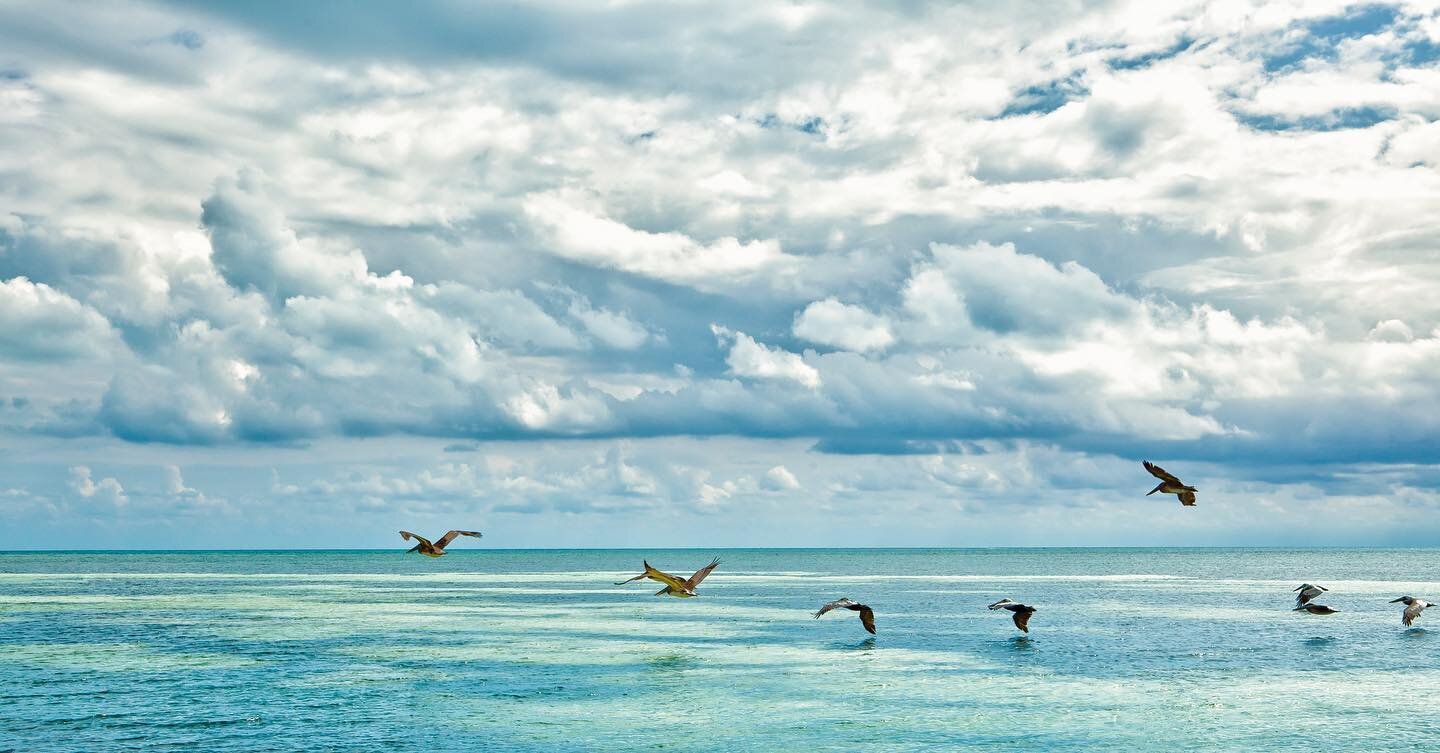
[1391, 596, 1433, 627]
[399, 529, 482, 557]
[1143, 461, 1197, 506]
[615, 558, 720, 598]
[988, 598, 1038, 633]
[1294, 583, 1328, 607]
[814, 598, 876, 635]
[1294, 603, 1339, 615]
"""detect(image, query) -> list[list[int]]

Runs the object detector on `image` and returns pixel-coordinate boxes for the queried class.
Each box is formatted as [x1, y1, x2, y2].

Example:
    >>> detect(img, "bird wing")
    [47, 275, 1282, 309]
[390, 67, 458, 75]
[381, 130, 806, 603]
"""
[1178, 490, 1197, 506]
[857, 605, 877, 635]
[988, 599, 1017, 610]
[685, 558, 721, 589]
[1012, 608, 1033, 633]
[1404, 602, 1423, 626]
[1143, 461, 1182, 485]
[644, 562, 692, 593]
[815, 598, 856, 618]
[433, 530, 482, 549]
[399, 531, 432, 548]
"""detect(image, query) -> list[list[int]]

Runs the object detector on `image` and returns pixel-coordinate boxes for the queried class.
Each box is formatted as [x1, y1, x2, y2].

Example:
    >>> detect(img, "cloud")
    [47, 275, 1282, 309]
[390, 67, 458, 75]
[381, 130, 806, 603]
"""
[793, 298, 894, 352]
[67, 465, 127, 505]
[0, 277, 116, 361]
[4, 0, 1440, 545]
[762, 465, 801, 491]
[710, 325, 820, 389]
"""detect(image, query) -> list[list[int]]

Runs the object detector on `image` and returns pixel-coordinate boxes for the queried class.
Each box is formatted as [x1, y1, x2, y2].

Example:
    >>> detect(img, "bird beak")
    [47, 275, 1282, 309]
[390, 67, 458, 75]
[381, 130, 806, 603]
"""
[1390, 598, 1405, 603]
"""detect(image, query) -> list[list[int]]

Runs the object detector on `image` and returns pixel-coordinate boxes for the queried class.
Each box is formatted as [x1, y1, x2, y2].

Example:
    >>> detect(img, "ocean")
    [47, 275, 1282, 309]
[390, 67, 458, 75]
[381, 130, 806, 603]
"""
[2, 548, 1437, 751]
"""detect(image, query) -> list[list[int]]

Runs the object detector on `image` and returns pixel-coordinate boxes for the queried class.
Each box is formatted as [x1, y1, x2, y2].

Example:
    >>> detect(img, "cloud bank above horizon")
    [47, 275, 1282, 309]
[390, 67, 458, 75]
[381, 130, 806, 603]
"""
[2, 0, 1439, 547]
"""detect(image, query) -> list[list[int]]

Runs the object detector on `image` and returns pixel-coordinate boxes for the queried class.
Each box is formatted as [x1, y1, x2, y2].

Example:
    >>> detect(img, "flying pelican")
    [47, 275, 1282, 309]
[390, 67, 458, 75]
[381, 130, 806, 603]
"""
[1143, 461, 1197, 506]
[1390, 596, 1433, 627]
[988, 598, 1037, 633]
[399, 529, 482, 557]
[1293, 603, 1339, 615]
[614, 558, 720, 598]
[813, 598, 877, 635]
[1294, 584, 1328, 607]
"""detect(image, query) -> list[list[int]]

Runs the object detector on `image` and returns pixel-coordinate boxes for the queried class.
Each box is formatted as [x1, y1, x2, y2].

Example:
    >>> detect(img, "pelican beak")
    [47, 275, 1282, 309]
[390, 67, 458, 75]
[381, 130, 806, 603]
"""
[1390, 598, 1405, 603]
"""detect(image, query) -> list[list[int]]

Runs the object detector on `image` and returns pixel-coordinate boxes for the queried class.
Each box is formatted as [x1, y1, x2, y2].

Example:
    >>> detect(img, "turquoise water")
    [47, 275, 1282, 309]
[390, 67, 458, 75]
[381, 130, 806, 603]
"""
[2, 548, 1438, 751]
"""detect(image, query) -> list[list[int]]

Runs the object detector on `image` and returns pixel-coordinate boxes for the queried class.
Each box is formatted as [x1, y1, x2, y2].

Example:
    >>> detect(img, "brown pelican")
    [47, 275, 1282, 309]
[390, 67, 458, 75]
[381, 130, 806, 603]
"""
[1390, 596, 1433, 627]
[1294, 584, 1328, 607]
[1293, 603, 1339, 615]
[1143, 461, 1197, 506]
[988, 598, 1037, 633]
[399, 529, 481, 557]
[813, 598, 876, 635]
[614, 558, 720, 598]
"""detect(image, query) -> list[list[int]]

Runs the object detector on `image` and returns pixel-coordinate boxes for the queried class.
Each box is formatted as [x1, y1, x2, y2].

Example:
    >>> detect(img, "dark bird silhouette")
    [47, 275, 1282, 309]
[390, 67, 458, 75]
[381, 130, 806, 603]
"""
[1293, 603, 1339, 615]
[813, 598, 877, 635]
[1294, 583, 1328, 607]
[1143, 461, 1197, 506]
[988, 598, 1037, 633]
[1390, 596, 1433, 627]
[399, 529, 481, 557]
[615, 558, 720, 598]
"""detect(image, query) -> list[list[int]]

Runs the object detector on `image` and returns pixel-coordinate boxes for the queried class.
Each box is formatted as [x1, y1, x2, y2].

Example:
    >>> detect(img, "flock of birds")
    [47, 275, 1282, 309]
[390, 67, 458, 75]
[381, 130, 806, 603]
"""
[397, 461, 1434, 635]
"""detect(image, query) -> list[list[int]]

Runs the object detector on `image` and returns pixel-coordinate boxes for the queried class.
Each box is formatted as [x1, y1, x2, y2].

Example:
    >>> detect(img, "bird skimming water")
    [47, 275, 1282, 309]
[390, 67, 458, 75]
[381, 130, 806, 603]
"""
[1294, 603, 1339, 615]
[1143, 461, 1197, 506]
[399, 530, 482, 557]
[988, 599, 1037, 633]
[1294, 584, 1328, 607]
[1390, 596, 1433, 627]
[814, 598, 877, 635]
[615, 558, 720, 598]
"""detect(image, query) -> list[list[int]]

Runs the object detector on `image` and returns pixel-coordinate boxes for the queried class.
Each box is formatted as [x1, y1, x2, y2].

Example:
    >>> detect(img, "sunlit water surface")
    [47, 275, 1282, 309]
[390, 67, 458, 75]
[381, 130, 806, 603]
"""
[2, 549, 1437, 752]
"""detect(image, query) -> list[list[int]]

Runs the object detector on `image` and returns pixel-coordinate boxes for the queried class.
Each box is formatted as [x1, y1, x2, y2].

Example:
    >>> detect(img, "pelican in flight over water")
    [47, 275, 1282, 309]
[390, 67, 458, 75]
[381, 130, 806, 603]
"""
[1143, 461, 1197, 506]
[1390, 596, 1433, 627]
[1294, 584, 1328, 607]
[814, 598, 877, 635]
[615, 558, 720, 598]
[1294, 603, 1339, 615]
[988, 599, 1037, 633]
[399, 529, 482, 557]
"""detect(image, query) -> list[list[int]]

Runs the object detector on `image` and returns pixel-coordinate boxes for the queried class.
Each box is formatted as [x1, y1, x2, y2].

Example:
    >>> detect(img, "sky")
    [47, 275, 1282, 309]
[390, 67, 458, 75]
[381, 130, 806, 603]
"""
[2, 0, 1440, 549]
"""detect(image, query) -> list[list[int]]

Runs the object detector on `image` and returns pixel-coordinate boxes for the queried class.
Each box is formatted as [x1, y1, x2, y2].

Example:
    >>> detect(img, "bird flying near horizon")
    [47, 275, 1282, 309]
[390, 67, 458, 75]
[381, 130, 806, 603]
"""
[988, 598, 1037, 633]
[1390, 596, 1433, 627]
[813, 598, 877, 635]
[1294, 584, 1328, 607]
[615, 558, 720, 598]
[399, 529, 482, 557]
[1143, 461, 1197, 506]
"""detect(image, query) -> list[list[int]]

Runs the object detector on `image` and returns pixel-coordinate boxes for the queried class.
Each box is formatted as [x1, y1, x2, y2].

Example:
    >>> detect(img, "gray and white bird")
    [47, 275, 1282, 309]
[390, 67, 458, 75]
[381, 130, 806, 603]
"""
[1390, 596, 1433, 627]
[988, 598, 1037, 633]
[1294, 583, 1328, 607]
[813, 598, 876, 635]
[1293, 603, 1340, 615]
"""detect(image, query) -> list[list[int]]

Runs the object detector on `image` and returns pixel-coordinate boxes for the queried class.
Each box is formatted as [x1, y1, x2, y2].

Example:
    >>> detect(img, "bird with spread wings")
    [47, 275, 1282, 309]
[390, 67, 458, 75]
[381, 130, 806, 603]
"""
[988, 598, 1038, 633]
[614, 558, 720, 598]
[813, 598, 877, 635]
[1143, 461, 1198, 506]
[399, 529, 482, 558]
